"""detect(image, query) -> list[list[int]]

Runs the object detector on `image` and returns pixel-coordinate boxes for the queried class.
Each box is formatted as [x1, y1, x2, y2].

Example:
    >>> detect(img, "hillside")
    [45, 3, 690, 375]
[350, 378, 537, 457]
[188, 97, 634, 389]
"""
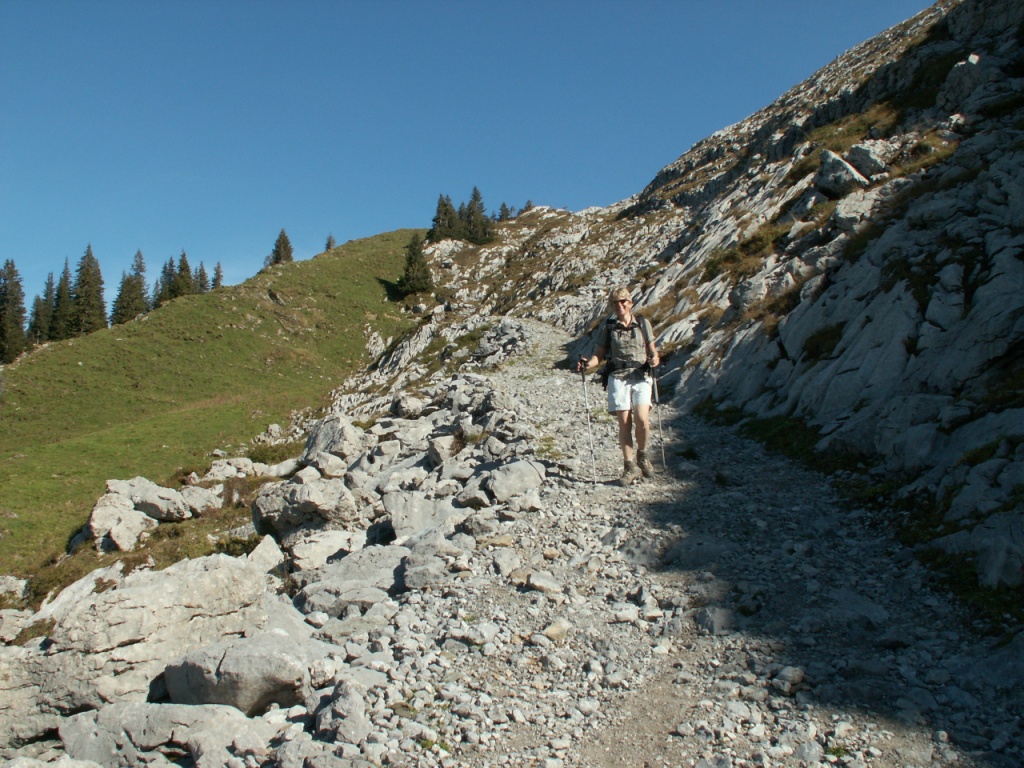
[1, 0, 1024, 765]
[0, 230, 421, 581]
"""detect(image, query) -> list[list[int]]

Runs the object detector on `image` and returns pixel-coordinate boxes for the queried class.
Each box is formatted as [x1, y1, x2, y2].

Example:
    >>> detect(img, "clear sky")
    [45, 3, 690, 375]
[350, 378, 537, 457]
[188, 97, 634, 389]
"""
[2, 1, 935, 306]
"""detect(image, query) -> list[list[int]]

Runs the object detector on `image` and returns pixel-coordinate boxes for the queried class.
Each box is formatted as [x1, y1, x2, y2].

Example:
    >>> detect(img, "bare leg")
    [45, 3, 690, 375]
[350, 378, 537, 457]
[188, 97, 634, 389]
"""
[633, 404, 651, 452]
[615, 410, 634, 462]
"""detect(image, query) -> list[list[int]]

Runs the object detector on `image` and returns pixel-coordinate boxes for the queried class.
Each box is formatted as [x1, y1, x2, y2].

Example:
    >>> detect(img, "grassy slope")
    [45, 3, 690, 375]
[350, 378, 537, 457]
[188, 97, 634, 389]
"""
[0, 229, 422, 580]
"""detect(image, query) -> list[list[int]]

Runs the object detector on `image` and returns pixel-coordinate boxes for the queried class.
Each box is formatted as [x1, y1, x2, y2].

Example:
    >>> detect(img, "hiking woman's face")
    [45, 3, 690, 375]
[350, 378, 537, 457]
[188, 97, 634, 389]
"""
[612, 298, 632, 321]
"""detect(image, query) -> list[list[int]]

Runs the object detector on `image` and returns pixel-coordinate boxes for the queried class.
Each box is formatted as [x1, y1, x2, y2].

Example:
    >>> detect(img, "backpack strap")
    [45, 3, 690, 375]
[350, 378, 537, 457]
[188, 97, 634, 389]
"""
[634, 313, 651, 349]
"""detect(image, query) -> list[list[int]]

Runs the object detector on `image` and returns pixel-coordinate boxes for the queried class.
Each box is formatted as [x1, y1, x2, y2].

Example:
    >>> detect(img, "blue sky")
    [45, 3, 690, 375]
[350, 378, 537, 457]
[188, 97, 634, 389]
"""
[2, 1, 935, 306]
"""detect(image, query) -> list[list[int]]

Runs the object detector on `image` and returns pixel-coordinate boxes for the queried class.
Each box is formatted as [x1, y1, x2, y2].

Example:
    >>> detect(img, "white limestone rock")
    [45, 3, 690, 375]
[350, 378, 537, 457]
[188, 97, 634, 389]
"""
[252, 476, 360, 535]
[814, 150, 870, 198]
[86, 493, 158, 552]
[165, 631, 331, 716]
[59, 702, 276, 768]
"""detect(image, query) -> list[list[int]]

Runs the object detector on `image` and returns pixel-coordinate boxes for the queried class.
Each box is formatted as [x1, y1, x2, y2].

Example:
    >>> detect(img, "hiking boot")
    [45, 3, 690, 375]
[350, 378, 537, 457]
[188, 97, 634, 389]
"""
[637, 449, 655, 478]
[619, 460, 641, 486]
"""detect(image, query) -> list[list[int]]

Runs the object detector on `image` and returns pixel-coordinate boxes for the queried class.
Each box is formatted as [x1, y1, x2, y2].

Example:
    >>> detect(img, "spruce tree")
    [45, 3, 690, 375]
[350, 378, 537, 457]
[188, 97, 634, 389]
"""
[212, 263, 224, 290]
[27, 272, 55, 344]
[397, 232, 433, 297]
[130, 250, 150, 311]
[195, 262, 210, 293]
[152, 257, 177, 308]
[175, 250, 194, 297]
[465, 187, 493, 244]
[325, 234, 336, 251]
[72, 244, 107, 335]
[110, 272, 137, 326]
[269, 229, 293, 265]
[0, 260, 28, 363]
[110, 250, 149, 325]
[50, 260, 75, 341]
[427, 195, 460, 243]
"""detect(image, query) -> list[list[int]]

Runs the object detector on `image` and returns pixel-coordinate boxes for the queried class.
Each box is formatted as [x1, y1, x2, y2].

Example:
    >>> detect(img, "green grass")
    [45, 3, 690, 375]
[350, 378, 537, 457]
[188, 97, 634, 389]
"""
[0, 229, 423, 584]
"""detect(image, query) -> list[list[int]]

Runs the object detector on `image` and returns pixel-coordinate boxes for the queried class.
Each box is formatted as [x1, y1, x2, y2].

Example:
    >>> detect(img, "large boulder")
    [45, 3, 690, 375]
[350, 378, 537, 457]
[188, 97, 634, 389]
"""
[814, 150, 870, 198]
[288, 528, 368, 571]
[106, 476, 191, 522]
[0, 555, 275, 748]
[181, 485, 223, 516]
[301, 414, 375, 464]
[86, 493, 158, 552]
[165, 631, 332, 716]
[295, 545, 410, 615]
[252, 475, 361, 536]
[381, 491, 469, 543]
[59, 701, 277, 768]
[485, 460, 546, 503]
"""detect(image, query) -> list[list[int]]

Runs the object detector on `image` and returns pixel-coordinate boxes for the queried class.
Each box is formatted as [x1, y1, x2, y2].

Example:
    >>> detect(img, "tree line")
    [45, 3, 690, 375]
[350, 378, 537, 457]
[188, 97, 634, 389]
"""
[0, 245, 223, 364]
[1, 196, 531, 363]
[395, 188, 531, 299]
[425, 186, 530, 245]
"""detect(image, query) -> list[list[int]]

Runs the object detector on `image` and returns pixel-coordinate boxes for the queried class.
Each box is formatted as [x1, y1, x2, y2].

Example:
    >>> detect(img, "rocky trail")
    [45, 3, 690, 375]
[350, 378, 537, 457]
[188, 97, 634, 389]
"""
[3, 318, 1021, 768]
[342, 318, 1017, 768]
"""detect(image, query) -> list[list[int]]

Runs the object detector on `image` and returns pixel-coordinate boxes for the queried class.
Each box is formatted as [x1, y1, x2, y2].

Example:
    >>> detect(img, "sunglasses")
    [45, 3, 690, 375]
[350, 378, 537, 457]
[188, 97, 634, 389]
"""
[613, 299, 631, 305]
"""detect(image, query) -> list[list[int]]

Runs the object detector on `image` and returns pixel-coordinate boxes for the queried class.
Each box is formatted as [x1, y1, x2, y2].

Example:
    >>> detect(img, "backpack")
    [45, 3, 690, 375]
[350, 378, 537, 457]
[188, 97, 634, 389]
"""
[599, 314, 652, 390]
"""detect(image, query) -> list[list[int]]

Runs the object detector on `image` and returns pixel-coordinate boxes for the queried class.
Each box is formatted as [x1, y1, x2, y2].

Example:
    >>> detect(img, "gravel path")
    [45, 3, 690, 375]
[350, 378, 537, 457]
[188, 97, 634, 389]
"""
[430, 318, 1018, 768]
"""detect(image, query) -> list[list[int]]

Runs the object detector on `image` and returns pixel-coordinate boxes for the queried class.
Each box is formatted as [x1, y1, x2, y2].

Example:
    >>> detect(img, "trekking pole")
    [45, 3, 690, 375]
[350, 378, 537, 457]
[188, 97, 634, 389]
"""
[580, 369, 599, 485]
[651, 369, 666, 468]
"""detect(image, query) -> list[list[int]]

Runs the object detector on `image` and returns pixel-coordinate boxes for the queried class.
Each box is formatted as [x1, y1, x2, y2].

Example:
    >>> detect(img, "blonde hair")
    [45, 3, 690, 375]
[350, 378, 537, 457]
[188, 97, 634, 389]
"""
[608, 286, 632, 304]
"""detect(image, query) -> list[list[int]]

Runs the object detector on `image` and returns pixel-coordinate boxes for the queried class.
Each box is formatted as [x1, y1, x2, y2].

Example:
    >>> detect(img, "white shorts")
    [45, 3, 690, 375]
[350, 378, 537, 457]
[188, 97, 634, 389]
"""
[607, 374, 652, 412]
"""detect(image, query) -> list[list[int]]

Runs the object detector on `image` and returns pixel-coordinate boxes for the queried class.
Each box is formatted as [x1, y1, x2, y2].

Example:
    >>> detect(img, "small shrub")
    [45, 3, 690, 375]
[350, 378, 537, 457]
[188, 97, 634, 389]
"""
[214, 533, 263, 558]
[248, 440, 305, 466]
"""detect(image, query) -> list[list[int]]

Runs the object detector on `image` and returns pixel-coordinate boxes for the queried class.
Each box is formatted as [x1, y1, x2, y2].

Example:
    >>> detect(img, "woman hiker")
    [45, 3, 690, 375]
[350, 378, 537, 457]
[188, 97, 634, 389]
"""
[577, 286, 661, 486]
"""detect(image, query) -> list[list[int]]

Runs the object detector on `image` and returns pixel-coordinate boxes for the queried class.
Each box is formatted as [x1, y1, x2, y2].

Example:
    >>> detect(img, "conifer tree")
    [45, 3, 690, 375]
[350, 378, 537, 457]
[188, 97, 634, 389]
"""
[50, 260, 75, 341]
[27, 272, 55, 345]
[110, 250, 150, 325]
[110, 272, 138, 325]
[0, 260, 28, 363]
[175, 250, 194, 297]
[498, 202, 513, 221]
[152, 257, 177, 308]
[397, 232, 433, 296]
[464, 186, 493, 244]
[269, 229, 293, 266]
[427, 195, 460, 243]
[195, 262, 210, 293]
[130, 250, 149, 310]
[325, 234, 336, 251]
[212, 263, 224, 290]
[72, 244, 107, 335]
